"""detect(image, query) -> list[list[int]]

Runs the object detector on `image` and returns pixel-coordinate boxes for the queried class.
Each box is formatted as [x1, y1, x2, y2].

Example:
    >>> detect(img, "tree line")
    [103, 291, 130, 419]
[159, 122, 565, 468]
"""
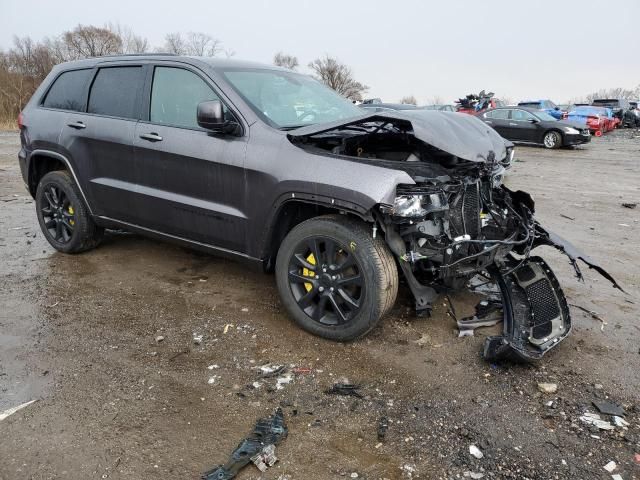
[1, 24, 637, 126]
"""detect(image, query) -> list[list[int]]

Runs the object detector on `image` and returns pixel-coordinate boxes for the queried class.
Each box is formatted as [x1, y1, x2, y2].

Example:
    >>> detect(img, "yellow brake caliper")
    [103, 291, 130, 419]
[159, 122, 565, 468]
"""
[68, 205, 75, 226]
[302, 253, 316, 292]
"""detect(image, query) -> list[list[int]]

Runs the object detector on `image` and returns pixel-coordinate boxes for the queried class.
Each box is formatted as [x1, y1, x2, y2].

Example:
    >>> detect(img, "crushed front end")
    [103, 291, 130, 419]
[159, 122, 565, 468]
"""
[288, 111, 621, 362]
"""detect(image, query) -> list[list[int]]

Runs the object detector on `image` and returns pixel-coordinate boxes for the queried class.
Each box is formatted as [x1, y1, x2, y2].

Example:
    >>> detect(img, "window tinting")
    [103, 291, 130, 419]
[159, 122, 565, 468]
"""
[150, 67, 219, 129]
[88, 67, 143, 119]
[487, 109, 509, 119]
[42, 69, 92, 111]
[511, 109, 535, 121]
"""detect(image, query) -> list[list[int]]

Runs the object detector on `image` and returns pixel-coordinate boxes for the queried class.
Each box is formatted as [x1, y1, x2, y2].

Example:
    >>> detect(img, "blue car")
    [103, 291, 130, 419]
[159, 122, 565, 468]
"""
[517, 99, 564, 120]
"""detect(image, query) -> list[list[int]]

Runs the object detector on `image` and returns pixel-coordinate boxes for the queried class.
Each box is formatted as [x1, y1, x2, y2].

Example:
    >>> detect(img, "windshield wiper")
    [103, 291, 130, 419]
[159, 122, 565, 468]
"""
[280, 125, 309, 131]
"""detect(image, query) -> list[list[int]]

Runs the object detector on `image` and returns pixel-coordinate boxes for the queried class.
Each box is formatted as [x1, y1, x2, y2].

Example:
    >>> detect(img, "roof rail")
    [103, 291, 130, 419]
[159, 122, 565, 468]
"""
[94, 52, 179, 59]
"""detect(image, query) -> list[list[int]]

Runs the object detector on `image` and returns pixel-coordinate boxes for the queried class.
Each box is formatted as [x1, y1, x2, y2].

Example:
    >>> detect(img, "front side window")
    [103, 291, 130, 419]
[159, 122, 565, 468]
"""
[88, 66, 144, 119]
[486, 109, 509, 119]
[150, 67, 221, 129]
[42, 69, 92, 111]
[221, 68, 363, 129]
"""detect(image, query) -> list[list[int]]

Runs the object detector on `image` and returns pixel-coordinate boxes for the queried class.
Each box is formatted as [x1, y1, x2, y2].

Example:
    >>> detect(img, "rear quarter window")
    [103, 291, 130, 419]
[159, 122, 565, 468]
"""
[42, 69, 92, 111]
[88, 66, 144, 119]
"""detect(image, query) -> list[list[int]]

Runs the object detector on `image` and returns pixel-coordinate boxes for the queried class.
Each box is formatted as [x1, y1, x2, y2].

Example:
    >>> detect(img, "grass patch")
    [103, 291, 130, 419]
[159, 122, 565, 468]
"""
[0, 118, 18, 131]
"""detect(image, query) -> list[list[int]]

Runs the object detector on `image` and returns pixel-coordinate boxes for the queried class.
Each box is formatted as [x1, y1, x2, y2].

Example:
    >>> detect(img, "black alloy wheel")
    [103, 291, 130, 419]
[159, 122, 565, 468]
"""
[40, 184, 75, 243]
[287, 236, 364, 325]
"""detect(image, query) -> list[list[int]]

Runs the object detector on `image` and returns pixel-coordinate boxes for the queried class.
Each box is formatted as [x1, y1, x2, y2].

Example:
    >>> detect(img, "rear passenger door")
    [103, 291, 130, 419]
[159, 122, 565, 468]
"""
[60, 64, 145, 223]
[132, 64, 248, 252]
[482, 109, 510, 138]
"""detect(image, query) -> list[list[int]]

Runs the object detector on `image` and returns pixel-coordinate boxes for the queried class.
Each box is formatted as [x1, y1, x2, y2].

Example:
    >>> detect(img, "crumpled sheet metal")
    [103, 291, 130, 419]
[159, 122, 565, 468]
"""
[202, 408, 287, 480]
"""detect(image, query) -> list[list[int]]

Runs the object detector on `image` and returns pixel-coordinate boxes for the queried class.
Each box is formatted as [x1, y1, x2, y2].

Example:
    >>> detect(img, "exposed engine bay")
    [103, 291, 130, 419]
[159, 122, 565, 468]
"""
[289, 112, 622, 362]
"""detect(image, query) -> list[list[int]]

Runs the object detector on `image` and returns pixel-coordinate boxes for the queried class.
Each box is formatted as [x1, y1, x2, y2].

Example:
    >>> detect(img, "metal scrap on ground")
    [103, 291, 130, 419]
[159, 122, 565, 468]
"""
[201, 408, 287, 480]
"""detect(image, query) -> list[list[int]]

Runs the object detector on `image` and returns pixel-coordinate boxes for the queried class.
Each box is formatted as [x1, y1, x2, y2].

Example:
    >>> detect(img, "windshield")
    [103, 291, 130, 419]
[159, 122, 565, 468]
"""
[220, 68, 363, 129]
[534, 111, 558, 121]
[593, 100, 618, 107]
[518, 102, 541, 108]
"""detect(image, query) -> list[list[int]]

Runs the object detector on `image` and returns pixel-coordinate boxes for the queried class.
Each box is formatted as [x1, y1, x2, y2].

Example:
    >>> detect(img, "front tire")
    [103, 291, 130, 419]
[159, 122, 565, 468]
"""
[543, 131, 562, 149]
[275, 215, 398, 341]
[35, 170, 103, 253]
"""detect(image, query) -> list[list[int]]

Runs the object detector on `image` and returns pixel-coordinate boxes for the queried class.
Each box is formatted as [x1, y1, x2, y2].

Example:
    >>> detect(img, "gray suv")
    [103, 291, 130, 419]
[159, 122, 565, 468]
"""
[18, 55, 620, 361]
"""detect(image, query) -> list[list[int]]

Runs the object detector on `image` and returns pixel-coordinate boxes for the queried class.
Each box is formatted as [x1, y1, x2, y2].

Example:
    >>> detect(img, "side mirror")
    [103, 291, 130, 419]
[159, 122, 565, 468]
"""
[528, 118, 539, 124]
[197, 100, 225, 131]
[554, 106, 560, 110]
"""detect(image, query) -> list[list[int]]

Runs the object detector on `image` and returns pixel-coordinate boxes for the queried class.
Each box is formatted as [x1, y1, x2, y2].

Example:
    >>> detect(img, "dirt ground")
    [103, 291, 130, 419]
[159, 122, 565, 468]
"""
[0, 129, 638, 480]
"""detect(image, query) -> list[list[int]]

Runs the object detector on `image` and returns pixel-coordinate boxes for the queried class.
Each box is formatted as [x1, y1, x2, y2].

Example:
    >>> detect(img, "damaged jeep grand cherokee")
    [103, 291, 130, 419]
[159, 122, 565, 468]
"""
[19, 56, 621, 362]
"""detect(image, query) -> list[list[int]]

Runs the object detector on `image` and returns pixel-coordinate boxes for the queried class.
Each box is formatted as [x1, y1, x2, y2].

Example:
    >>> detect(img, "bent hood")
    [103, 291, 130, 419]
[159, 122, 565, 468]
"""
[288, 110, 509, 163]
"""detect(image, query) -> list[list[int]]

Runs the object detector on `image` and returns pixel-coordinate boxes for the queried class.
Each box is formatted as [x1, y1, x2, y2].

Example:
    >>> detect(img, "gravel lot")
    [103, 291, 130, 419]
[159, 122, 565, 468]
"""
[0, 129, 639, 480]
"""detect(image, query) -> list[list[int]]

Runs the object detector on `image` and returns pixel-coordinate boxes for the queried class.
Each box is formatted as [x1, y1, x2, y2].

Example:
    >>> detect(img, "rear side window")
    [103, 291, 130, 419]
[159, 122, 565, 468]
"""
[42, 69, 92, 111]
[486, 109, 509, 119]
[88, 67, 144, 119]
[150, 67, 219, 129]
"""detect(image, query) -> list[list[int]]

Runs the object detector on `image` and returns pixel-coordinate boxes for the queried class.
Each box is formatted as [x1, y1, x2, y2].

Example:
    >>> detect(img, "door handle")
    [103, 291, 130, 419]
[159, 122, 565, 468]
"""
[139, 132, 163, 142]
[509, 123, 518, 126]
[67, 121, 86, 129]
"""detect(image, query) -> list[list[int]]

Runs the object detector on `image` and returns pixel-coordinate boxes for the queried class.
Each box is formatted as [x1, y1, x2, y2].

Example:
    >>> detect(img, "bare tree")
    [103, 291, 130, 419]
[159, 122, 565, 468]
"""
[108, 23, 149, 54]
[62, 25, 122, 59]
[163, 32, 187, 55]
[273, 52, 299, 70]
[186, 32, 221, 56]
[400, 95, 417, 105]
[163, 32, 221, 56]
[426, 95, 445, 105]
[308, 56, 368, 101]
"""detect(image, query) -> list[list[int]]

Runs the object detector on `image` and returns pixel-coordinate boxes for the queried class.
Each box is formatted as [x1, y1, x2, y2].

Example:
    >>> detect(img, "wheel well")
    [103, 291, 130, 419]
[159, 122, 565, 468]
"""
[28, 154, 67, 196]
[263, 200, 369, 272]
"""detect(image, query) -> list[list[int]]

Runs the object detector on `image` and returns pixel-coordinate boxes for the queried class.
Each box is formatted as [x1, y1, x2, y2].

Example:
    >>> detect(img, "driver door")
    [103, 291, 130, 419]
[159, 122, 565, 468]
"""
[507, 109, 540, 142]
[132, 64, 249, 252]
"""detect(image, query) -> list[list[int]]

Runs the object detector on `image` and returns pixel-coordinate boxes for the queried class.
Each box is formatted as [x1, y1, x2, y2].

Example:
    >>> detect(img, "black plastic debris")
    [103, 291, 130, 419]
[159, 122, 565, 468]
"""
[377, 416, 389, 441]
[592, 399, 625, 417]
[324, 383, 363, 399]
[621, 203, 637, 209]
[457, 299, 503, 337]
[202, 408, 287, 480]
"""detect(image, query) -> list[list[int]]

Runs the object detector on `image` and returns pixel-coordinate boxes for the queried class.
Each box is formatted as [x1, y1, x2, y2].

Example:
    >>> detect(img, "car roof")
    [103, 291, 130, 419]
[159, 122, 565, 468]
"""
[53, 55, 289, 72]
[487, 106, 539, 113]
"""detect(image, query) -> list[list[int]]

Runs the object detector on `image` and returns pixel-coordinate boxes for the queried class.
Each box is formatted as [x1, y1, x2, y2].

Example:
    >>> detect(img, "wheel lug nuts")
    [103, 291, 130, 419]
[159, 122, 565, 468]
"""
[318, 286, 324, 292]
[315, 275, 319, 279]
[322, 268, 327, 273]
[330, 287, 334, 292]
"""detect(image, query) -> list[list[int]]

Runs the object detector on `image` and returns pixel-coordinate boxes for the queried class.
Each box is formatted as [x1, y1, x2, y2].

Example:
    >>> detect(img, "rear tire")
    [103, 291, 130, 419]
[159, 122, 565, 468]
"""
[275, 215, 398, 341]
[543, 130, 561, 149]
[35, 170, 103, 253]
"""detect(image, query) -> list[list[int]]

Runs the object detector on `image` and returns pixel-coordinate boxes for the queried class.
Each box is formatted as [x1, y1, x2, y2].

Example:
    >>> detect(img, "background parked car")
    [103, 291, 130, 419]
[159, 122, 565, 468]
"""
[591, 98, 630, 122]
[628, 101, 640, 127]
[478, 107, 591, 148]
[359, 102, 421, 113]
[422, 104, 456, 112]
[517, 99, 564, 119]
[566, 106, 617, 135]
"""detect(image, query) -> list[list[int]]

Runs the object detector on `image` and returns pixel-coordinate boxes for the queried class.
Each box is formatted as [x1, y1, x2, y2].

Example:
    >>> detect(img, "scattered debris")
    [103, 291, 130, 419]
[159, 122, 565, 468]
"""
[258, 364, 285, 378]
[324, 383, 363, 399]
[634, 453, 640, 465]
[469, 444, 484, 459]
[592, 399, 625, 417]
[560, 213, 575, 221]
[208, 364, 219, 370]
[613, 416, 629, 427]
[457, 299, 503, 336]
[611, 475, 623, 480]
[569, 304, 607, 330]
[377, 416, 389, 441]
[464, 472, 485, 479]
[275, 373, 293, 390]
[0, 400, 37, 422]
[618, 223, 630, 227]
[155, 335, 165, 343]
[538, 383, 558, 394]
[250, 444, 278, 472]
[350, 473, 359, 479]
[193, 334, 203, 345]
[207, 376, 220, 385]
[223, 324, 233, 334]
[292, 367, 312, 374]
[414, 333, 432, 346]
[580, 412, 615, 430]
[603, 461, 617, 473]
[202, 408, 287, 480]
[622, 202, 637, 209]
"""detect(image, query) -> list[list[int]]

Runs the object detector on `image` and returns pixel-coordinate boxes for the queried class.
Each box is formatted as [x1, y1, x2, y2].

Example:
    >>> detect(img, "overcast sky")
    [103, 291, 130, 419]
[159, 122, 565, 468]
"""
[2, 0, 639, 104]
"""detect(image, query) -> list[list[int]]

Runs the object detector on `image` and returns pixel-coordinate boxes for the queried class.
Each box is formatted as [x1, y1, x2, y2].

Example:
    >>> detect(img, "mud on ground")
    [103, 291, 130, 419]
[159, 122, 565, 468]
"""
[0, 129, 639, 480]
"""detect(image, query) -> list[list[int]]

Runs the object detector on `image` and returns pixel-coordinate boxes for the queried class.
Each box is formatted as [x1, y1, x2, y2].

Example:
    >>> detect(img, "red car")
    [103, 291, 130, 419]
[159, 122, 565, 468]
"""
[566, 106, 616, 136]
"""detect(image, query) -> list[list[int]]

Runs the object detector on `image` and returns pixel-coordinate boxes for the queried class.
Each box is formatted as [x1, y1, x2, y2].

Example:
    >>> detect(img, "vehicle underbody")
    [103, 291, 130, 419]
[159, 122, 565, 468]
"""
[289, 113, 622, 362]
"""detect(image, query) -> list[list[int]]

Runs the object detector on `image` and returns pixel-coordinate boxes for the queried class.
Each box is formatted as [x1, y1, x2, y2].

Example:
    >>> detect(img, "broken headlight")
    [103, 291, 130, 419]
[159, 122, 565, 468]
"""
[392, 195, 427, 218]
[391, 192, 448, 218]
